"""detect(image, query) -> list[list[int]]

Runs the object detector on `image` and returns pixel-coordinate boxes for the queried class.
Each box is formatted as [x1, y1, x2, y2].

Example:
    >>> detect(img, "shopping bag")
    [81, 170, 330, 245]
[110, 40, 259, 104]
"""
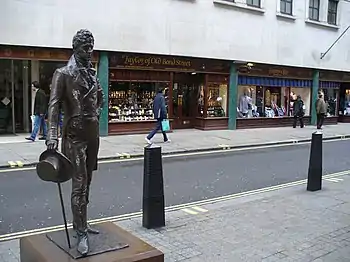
[161, 119, 170, 132]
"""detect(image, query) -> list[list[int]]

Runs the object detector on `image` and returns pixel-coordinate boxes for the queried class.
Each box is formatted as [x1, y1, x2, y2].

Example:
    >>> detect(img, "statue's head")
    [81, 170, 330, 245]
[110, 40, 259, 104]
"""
[72, 29, 94, 63]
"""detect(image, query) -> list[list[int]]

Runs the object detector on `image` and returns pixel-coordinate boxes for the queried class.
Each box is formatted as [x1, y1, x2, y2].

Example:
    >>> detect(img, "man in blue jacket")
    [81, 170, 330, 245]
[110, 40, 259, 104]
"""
[145, 87, 170, 144]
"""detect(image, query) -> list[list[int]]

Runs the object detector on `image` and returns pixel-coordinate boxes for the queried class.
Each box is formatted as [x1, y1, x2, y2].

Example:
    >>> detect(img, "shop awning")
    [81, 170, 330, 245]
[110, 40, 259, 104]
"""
[238, 76, 312, 88]
[319, 81, 341, 89]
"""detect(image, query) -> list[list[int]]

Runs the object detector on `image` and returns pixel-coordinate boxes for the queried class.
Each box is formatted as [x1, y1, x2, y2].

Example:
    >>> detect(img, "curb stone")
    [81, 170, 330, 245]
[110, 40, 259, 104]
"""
[1, 134, 349, 170]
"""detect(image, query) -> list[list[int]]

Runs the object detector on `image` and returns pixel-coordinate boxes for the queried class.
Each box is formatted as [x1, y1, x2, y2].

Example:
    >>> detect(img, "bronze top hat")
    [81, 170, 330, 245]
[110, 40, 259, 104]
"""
[36, 149, 73, 183]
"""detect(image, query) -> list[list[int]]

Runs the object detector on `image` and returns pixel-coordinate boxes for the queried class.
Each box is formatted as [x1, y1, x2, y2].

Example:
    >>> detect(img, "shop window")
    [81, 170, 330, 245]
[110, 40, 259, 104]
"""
[321, 89, 338, 116]
[290, 88, 311, 116]
[108, 81, 169, 122]
[237, 85, 263, 118]
[207, 83, 228, 117]
[343, 89, 350, 116]
[237, 85, 311, 118]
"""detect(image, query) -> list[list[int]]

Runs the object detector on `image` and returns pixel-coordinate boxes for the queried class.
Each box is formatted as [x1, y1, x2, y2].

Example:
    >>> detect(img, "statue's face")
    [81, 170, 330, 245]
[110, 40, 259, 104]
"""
[75, 41, 94, 62]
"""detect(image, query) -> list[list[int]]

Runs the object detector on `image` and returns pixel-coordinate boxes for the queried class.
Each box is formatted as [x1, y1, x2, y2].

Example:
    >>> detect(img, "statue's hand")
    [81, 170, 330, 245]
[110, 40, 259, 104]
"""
[46, 139, 58, 150]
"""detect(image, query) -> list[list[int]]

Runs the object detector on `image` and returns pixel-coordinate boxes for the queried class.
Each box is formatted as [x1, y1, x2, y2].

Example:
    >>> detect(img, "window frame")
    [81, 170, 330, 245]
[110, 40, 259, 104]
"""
[309, 0, 320, 21]
[246, 0, 261, 8]
[280, 0, 293, 15]
[327, 0, 338, 25]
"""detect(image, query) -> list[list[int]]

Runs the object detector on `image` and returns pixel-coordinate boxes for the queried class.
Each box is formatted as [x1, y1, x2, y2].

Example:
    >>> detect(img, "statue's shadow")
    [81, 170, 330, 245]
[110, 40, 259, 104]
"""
[46, 224, 129, 259]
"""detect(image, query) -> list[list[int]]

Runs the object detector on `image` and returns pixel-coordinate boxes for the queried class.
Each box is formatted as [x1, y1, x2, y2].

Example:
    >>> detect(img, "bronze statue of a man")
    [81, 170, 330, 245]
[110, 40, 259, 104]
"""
[46, 29, 104, 256]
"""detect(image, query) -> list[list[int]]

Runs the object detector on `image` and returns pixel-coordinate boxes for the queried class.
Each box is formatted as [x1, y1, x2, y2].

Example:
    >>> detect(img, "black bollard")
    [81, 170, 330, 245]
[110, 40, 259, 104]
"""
[142, 144, 165, 229]
[307, 131, 323, 191]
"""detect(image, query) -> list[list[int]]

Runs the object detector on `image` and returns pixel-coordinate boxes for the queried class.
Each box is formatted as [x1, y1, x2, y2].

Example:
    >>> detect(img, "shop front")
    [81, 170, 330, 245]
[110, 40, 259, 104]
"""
[320, 70, 350, 123]
[0, 45, 99, 135]
[236, 65, 314, 128]
[107, 53, 230, 134]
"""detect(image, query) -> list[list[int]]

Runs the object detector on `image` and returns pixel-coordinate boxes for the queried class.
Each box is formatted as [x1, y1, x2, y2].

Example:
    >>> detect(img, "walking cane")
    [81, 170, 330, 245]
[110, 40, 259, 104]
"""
[57, 182, 71, 249]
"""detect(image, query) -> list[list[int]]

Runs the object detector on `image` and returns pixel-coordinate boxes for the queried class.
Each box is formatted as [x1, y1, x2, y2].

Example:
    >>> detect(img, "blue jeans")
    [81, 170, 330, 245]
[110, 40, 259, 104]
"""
[147, 119, 168, 141]
[30, 115, 47, 140]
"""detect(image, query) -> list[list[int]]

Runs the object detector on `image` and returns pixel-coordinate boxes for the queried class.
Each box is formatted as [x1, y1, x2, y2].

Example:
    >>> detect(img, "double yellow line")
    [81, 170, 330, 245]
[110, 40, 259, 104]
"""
[0, 169, 348, 242]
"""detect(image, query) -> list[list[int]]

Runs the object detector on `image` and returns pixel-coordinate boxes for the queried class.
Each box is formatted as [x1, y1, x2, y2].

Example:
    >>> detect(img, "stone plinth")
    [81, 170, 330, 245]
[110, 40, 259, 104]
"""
[20, 222, 164, 262]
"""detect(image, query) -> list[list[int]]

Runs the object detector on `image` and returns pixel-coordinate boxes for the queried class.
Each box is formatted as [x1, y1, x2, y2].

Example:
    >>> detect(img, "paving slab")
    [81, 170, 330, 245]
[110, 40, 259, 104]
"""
[1, 124, 350, 168]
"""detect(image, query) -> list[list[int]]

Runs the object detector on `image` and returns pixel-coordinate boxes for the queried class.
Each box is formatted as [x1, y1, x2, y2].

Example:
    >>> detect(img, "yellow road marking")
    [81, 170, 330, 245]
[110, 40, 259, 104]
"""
[122, 153, 131, 158]
[16, 161, 23, 168]
[0, 169, 348, 242]
[192, 206, 208, 213]
[7, 161, 16, 167]
[182, 208, 198, 215]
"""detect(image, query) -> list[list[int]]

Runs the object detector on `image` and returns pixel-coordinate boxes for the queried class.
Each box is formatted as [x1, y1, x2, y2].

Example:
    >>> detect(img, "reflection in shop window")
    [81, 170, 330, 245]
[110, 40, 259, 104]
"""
[108, 82, 169, 122]
[207, 83, 227, 117]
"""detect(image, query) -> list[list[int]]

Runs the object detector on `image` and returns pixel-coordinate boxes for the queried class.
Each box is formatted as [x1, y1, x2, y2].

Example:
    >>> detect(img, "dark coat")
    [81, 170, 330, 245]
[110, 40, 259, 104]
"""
[34, 89, 47, 115]
[153, 93, 167, 120]
[46, 55, 104, 170]
[293, 98, 304, 117]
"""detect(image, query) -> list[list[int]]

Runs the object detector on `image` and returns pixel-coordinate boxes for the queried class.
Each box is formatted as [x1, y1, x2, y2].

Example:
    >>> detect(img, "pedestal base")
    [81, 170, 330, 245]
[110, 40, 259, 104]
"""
[20, 222, 164, 262]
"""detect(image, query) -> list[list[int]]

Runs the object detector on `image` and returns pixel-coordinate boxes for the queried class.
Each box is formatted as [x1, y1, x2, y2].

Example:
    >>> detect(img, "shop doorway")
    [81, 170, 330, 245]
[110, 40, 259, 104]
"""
[172, 73, 205, 128]
[0, 59, 30, 134]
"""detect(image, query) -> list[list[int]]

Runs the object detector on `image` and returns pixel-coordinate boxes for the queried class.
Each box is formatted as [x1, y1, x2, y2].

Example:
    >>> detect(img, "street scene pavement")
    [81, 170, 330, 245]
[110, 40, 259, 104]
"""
[1, 123, 350, 168]
[2, 165, 350, 261]
[1, 139, 350, 235]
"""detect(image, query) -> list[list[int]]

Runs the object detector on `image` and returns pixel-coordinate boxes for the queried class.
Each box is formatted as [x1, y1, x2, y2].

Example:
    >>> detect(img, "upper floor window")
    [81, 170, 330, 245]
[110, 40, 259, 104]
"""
[309, 0, 320, 21]
[247, 0, 260, 8]
[280, 0, 292, 15]
[327, 0, 338, 25]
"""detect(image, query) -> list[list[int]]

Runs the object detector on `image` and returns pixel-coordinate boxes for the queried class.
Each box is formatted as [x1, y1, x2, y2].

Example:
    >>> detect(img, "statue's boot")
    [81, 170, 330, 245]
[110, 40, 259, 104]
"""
[76, 231, 89, 256]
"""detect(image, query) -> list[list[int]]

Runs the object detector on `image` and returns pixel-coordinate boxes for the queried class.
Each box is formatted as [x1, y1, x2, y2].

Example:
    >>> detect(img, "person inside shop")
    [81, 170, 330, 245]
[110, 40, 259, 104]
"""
[25, 81, 48, 141]
[316, 91, 327, 130]
[145, 86, 170, 144]
[292, 95, 304, 128]
[238, 88, 252, 118]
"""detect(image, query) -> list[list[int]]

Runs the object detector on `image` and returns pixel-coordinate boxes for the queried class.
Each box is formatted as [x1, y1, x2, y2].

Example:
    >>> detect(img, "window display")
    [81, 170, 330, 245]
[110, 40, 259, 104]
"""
[237, 85, 311, 118]
[207, 83, 227, 117]
[342, 89, 350, 116]
[321, 89, 338, 116]
[108, 82, 169, 122]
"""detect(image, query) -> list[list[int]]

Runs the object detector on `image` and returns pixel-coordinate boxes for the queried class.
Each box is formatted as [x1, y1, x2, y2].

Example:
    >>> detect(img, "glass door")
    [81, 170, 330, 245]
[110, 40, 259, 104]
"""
[13, 60, 30, 133]
[0, 60, 14, 134]
[172, 73, 203, 128]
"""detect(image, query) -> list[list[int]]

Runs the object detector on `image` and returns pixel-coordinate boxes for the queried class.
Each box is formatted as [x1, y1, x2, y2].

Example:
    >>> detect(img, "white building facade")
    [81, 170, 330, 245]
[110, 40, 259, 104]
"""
[0, 0, 349, 135]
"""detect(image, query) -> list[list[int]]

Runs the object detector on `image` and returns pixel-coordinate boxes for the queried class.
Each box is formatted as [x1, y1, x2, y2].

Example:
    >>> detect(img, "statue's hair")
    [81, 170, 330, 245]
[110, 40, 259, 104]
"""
[72, 29, 94, 50]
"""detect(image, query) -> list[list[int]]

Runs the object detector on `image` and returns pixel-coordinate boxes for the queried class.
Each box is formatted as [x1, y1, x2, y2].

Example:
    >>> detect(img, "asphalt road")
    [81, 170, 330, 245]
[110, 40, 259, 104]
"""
[1, 140, 350, 235]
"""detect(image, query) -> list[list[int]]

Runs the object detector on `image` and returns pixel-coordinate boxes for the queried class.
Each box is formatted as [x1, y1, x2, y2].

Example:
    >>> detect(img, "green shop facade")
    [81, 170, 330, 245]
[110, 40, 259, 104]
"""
[0, 44, 347, 136]
[97, 51, 349, 136]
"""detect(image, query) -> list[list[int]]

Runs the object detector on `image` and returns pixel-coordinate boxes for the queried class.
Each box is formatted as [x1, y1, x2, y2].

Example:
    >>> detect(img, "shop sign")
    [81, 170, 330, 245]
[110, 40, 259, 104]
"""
[320, 70, 350, 82]
[0, 45, 99, 62]
[110, 53, 193, 71]
[244, 64, 313, 79]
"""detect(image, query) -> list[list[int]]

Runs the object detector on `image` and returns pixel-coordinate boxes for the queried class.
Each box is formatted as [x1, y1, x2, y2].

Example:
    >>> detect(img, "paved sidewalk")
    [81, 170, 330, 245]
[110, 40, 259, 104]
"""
[2, 173, 350, 261]
[1, 123, 350, 168]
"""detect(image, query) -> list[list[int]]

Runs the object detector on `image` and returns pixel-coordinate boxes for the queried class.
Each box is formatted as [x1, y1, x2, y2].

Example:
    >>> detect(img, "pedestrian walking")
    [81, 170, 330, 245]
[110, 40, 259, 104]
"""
[145, 87, 170, 144]
[25, 81, 48, 141]
[316, 92, 327, 129]
[293, 95, 304, 128]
